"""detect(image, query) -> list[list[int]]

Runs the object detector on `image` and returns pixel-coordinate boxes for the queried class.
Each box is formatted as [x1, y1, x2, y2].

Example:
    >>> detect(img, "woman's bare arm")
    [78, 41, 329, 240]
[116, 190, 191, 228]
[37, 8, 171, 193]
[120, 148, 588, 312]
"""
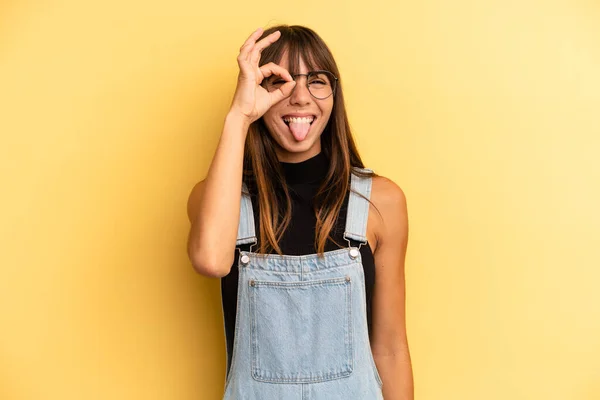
[186, 113, 250, 277]
[186, 28, 296, 277]
[370, 176, 414, 399]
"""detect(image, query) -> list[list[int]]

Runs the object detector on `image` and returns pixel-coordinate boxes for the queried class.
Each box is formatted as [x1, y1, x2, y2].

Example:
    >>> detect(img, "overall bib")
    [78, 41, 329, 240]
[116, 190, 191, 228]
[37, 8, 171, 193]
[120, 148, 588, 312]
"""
[223, 168, 383, 399]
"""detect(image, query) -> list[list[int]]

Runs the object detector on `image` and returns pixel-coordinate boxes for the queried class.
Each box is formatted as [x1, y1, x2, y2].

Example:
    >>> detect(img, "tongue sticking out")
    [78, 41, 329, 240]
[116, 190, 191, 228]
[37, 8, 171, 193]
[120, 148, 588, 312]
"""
[288, 121, 311, 141]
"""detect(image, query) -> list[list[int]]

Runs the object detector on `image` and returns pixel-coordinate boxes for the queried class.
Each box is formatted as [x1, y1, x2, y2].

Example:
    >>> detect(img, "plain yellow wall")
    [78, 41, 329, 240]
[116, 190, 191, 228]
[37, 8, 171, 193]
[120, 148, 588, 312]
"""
[1, 0, 599, 399]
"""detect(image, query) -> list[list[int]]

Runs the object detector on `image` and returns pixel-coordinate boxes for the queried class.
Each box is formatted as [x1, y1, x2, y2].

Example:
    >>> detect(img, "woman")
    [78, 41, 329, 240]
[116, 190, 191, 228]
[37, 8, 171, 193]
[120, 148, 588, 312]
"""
[187, 25, 413, 399]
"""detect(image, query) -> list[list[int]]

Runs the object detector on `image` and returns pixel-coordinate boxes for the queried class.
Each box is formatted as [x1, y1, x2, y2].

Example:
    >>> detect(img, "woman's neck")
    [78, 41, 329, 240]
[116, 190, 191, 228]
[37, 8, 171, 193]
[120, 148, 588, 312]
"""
[279, 151, 329, 184]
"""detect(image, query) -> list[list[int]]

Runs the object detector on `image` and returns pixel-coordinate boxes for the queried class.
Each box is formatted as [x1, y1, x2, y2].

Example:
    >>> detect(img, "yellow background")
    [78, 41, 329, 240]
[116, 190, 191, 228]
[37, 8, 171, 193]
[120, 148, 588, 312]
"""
[1, 0, 599, 399]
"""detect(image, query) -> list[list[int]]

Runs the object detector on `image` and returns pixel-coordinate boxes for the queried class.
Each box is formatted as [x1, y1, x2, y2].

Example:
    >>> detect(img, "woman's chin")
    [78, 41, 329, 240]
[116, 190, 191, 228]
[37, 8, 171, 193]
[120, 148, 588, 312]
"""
[280, 135, 316, 150]
[274, 138, 321, 161]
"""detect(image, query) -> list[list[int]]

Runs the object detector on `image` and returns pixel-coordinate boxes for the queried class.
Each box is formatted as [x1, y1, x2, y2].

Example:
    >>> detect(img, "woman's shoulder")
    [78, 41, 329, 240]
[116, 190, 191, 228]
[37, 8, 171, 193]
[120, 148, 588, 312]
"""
[370, 174, 406, 206]
[349, 167, 406, 208]
[367, 174, 408, 243]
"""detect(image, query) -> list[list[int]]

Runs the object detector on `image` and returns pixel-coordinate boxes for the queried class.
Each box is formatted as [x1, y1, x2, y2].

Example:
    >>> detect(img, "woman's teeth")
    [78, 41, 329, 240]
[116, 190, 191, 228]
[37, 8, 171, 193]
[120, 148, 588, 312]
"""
[283, 116, 314, 125]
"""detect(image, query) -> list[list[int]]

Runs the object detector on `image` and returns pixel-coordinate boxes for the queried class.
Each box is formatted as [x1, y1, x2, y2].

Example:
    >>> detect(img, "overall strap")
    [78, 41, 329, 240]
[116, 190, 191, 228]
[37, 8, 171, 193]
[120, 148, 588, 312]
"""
[236, 181, 258, 247]
[344, 167, 373, 245]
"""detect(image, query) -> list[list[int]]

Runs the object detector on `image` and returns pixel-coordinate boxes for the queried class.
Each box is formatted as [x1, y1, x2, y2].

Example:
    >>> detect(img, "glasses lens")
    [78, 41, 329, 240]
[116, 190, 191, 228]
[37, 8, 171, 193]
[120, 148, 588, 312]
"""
[263, 76, 286, 92]
[263, 71, 337, 99]
[308, 71, 335, 99]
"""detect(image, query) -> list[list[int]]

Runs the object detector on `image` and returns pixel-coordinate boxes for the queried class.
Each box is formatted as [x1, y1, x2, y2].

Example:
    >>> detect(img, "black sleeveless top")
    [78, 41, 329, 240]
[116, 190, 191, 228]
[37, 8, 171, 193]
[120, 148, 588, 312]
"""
[220, 152, 376, 371]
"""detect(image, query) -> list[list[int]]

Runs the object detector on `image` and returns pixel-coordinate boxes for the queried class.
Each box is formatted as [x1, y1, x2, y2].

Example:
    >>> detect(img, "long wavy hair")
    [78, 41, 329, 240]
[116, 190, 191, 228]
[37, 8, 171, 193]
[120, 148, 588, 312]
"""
[243, 25, 376, 255]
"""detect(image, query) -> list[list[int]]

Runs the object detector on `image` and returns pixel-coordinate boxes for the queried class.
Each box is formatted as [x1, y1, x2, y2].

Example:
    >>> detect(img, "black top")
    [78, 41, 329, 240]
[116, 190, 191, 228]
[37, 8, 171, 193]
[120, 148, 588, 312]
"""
[220, 151, 376, 373]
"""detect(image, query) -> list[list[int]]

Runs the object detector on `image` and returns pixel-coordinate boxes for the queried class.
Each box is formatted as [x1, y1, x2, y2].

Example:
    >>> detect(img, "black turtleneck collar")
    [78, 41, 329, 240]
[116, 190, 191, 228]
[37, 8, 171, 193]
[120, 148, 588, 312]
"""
[280, 151, 329, 184]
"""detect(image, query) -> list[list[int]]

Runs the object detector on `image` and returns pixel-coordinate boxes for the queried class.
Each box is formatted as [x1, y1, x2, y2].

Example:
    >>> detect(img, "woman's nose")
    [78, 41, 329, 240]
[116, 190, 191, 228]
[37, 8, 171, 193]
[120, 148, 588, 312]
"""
[289, 77, 312, 104]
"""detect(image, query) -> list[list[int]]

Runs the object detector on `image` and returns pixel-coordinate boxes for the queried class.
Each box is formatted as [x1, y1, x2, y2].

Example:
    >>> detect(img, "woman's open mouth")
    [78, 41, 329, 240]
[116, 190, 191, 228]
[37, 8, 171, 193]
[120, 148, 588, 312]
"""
[282, 115, 316, 142]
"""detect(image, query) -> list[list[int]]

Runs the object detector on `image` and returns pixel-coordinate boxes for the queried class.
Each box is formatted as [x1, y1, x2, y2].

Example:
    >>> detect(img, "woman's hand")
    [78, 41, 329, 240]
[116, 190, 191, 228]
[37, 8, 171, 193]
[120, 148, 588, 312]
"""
[229, 27, 297, 124]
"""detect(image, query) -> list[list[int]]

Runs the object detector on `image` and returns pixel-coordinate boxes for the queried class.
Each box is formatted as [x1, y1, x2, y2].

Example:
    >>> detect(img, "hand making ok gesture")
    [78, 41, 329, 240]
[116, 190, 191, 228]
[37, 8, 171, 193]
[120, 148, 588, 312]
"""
[229, 28, 297, 124]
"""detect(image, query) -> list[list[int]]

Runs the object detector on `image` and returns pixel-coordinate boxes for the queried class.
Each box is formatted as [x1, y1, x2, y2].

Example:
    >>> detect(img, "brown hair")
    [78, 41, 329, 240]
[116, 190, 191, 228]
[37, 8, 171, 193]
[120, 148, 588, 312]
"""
[243, 24, 376, 255]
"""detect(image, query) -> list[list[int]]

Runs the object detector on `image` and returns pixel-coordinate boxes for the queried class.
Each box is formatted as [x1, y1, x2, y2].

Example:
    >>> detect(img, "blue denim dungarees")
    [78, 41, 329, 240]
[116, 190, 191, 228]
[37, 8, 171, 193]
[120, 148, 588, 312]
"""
[223, 168, 383, 399]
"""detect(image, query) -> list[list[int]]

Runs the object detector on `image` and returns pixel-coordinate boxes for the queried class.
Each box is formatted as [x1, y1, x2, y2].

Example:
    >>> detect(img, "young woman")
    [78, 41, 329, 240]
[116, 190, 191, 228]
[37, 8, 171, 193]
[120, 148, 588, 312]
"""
[187, 25, 413, 399]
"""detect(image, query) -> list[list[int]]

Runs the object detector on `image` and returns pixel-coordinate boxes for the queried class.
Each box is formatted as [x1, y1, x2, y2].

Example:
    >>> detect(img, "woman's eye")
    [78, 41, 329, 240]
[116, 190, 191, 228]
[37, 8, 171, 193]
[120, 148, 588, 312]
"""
[309, 80, 326, 85]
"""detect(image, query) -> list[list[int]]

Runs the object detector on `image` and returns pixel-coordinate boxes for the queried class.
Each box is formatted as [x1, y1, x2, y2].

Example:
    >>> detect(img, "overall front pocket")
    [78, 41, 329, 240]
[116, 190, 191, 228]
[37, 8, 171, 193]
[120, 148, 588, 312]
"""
[248, 276, 354, 384]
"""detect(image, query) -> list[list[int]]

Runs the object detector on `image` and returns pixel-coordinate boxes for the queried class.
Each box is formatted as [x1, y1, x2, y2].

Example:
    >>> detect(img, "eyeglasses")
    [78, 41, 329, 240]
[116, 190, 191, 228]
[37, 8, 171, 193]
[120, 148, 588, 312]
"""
[263, 70, 338, 100]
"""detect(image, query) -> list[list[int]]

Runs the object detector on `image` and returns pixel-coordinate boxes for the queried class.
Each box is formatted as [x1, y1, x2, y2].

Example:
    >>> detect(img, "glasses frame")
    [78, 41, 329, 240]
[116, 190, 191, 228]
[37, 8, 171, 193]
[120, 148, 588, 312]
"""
[264, 70, 338, 100]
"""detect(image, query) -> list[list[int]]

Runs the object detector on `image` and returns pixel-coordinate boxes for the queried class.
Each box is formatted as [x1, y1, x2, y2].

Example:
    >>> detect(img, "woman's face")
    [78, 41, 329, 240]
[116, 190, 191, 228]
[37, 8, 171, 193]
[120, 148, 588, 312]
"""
[261, 54, 334, 163]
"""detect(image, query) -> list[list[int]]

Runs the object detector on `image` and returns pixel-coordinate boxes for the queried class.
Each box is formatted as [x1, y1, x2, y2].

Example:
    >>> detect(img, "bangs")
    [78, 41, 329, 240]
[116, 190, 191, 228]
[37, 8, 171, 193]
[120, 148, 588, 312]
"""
[282, 35, 326, 75]
[259, 25, 337, 76]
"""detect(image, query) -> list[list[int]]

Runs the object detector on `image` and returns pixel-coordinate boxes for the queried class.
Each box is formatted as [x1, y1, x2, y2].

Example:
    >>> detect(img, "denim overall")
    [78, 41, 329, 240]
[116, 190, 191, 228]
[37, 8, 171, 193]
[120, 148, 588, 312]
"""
[223, 168, 383, 399]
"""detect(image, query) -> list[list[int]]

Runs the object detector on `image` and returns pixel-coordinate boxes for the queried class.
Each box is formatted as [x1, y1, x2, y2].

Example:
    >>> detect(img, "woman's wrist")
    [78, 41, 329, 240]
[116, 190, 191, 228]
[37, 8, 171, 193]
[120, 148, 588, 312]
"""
[223, 111, 251, 140]
[225, 109, 252, 131]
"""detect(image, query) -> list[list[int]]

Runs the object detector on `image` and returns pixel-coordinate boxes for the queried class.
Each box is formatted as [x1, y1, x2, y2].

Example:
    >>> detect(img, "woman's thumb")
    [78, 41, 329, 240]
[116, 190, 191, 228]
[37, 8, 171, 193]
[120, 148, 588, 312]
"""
[270, 80, 297, 104]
